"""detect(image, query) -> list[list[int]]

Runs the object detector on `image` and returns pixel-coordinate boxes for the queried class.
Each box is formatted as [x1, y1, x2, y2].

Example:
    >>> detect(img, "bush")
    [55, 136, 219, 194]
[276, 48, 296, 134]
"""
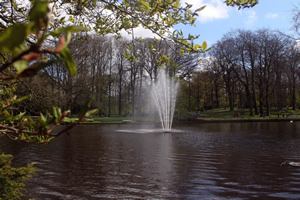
[0, 154, 36, 200]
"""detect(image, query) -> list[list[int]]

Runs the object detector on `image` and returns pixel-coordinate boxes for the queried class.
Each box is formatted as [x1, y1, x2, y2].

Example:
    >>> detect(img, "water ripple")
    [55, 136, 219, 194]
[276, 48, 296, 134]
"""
[1, 122, 300, 199]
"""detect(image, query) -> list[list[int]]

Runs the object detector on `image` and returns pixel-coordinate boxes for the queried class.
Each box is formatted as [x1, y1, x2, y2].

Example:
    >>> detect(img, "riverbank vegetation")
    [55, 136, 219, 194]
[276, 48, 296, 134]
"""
[79, 107, 300, 124]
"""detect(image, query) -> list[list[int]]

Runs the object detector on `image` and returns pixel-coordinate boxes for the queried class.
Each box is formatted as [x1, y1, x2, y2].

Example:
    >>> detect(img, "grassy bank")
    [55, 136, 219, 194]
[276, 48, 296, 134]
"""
[177, 108, 300, 123]
[78, 109, 300, 124]
[79, 116, 160, 124]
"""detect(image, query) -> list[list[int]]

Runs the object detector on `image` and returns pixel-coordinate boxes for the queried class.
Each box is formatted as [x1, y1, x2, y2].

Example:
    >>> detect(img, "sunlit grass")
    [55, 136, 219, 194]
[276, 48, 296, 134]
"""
[192, 108, 300, 121]
[76, 108, 300, 124]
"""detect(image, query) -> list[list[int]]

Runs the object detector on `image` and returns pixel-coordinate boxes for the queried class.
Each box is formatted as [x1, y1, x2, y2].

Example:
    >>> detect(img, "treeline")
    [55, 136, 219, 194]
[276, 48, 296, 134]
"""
[185, 29, 300, 116]
[15, 29, 300, 117]
[15, 35, 197, 116]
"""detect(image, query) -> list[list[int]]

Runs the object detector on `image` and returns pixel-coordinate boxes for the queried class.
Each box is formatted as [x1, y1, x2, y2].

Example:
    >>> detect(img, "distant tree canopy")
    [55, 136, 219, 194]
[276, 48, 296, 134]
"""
[180, 28, 300, 116]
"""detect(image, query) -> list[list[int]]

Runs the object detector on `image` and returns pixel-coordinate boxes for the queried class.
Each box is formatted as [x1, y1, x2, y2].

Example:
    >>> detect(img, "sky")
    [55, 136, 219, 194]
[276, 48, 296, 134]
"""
[129, 0, 299, 47]
[177, 0, 298, 47]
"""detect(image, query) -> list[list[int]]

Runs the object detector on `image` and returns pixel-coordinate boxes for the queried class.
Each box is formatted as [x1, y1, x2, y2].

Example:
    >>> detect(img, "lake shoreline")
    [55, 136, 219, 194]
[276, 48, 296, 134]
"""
[173, 117, 299, 124]
[78, 117, 299, 125]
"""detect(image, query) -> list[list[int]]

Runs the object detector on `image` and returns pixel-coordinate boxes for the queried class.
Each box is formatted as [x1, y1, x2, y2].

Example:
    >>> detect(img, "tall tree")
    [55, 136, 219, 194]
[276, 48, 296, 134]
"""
[211, 37, 237, 111]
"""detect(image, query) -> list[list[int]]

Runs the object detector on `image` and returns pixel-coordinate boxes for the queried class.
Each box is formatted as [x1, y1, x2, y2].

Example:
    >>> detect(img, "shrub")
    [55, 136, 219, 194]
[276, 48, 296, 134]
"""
[0, 154, 35, 200]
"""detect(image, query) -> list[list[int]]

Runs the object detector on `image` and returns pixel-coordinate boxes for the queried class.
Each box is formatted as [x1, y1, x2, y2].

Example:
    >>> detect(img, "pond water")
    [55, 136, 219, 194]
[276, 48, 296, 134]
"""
[1, 122, 300, 199]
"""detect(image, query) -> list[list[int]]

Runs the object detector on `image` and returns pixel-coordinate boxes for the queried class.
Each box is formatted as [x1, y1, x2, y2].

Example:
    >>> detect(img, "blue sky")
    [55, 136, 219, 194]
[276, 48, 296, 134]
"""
[176, 0, 298, 46]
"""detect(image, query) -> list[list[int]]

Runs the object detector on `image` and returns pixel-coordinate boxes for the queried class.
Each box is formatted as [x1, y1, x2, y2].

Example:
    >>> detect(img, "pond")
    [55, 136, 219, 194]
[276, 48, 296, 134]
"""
[1, 122, 300, 199]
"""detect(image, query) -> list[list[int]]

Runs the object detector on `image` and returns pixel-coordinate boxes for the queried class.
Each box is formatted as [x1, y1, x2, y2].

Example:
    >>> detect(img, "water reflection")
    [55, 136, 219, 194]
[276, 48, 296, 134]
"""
[0, 122, 300, 199]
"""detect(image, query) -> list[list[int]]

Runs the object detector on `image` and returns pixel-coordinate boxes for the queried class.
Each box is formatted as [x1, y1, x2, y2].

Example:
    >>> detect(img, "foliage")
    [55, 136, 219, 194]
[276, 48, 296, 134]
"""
[0, 96, 98, 143]
[224, 0, 258, 9]
[0, 154, 36, 200]
[0, 0, 100, 143]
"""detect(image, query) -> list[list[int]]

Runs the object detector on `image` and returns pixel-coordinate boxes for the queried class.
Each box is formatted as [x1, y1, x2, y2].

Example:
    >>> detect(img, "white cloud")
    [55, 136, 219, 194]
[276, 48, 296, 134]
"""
[120, 25, 175, 39]
[182, 0, 230, 23]
[265, 13, 279, 19]
[245, 10, 258, 26]
[120, 26, 156, 39]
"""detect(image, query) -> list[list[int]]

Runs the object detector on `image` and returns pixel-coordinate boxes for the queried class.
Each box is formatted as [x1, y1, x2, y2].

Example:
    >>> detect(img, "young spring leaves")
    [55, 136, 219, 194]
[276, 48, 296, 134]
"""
[0, 0, 97, 143]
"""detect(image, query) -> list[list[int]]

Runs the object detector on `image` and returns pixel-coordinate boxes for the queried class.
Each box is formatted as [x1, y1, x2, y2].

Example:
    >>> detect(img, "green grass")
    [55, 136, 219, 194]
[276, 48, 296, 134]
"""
[189, 108, 300, 122]
[74, 108, 300, 124]
[80, 117, 130, 124]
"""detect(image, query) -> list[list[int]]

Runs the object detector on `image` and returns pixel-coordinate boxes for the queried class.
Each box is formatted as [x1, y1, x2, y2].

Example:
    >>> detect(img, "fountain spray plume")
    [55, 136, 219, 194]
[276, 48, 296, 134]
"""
[151, 69, 179, 132]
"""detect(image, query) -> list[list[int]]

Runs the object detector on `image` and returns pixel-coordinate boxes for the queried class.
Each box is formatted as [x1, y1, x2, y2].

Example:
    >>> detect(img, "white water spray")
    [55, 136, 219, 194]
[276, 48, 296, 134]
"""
[151, 69, 179, 132]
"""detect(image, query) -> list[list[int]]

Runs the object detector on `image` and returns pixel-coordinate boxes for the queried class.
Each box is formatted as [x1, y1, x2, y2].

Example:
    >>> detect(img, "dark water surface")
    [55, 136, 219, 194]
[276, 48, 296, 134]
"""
[1, 122, 300, 199]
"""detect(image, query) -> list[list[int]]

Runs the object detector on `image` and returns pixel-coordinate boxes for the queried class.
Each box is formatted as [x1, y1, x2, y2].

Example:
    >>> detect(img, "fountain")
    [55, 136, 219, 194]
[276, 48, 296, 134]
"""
[151, 69, 179, 132]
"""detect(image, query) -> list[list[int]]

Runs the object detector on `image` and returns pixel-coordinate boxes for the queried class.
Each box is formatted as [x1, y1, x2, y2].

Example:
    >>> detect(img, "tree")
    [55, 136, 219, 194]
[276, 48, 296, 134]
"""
[284, 40, 300, 110]
[211, 37, 237, 111]
[292, 4, 300, 38]
[209, 28, 295, 115]
[0, 154, 35, 200]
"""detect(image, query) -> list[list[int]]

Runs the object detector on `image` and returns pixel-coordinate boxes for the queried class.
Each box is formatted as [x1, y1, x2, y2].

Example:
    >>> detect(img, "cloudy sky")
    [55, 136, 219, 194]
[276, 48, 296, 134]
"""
[130, 0, 298, 47]
[175, 0, 298, 47]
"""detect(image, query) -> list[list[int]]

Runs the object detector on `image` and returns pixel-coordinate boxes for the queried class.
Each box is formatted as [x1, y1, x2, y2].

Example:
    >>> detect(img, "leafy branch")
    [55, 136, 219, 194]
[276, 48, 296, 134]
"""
[0, 0, 97, 143]
[0, 96, 97, 143]
[224, 0, 258, 10]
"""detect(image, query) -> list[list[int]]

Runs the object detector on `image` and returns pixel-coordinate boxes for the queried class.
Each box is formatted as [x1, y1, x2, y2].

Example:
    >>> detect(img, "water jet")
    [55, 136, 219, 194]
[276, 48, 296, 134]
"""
[151, 69, 179, 132]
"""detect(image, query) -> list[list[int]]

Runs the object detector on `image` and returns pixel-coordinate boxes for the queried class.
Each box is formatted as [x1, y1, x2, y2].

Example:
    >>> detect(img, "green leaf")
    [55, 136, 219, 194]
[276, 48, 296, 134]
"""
[159, 54, 170, 63]
[29, 0, 50, 24]
[52, 107, 62, 123]
[84, 109, 98, 118]
[65, 32, 72, 47]
[60, 48, 77, 76]
[174, 0, 180, 7]
[12, 44, 29, 57]
[13, 112, 26, 121]
[194, 44, 202, 49]
[3, 110, 12, 120]
[202, 41, 207, 51]
[0, 23, 30, 53]
[49, 26, 87, 37]
[77, 97, 94, 119]
[39, 113, 47, 126]
[52, 107, 59, 122]
[168, 14, 174, 23]
[13, 60, 28, 73]
[26, 117, 38, 130]
[63, 117, 75, 123]
[185, 2, 193, 8]
[140, 0, 150, 11]
[14, 95, 31, 104]
[17, 60, 59, 78]
[124, 49, 129, 58]
[195, 6, 206, 13]
[123, 0, 129, 7]
[179, 49, 185, 55]
[69, 16, 76, 23]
